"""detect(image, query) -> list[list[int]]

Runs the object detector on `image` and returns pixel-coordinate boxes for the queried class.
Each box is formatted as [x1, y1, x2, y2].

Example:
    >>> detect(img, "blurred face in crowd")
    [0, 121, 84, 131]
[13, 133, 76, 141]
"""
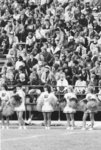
[45, 67, 49, 73]
[41, 47, 46, 53]
[16, 86, 21, 91]
[60, 74, 65, 81]
[30, 54, 33, 60]
[19, 45, 23, 51]
[28, 32, 33, 39]
[45, 20, 50, 29]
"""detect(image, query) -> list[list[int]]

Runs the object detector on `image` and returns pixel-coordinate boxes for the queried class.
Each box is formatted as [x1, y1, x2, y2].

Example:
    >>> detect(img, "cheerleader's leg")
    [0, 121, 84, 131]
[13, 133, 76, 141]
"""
[19, 111, 25, 126]
[16, 112, 21, 126]
[70, 113, 75, 129]
[47, 112, 52, 129]
[90, 112, 94, 129]
[6, 117, 9, 128]
[82, 112, 88, 129]
[43, 112, 47, 128]
[17, 112, 25, 128]
[1, 115, 5, 128]
[66, 113, 71, 129]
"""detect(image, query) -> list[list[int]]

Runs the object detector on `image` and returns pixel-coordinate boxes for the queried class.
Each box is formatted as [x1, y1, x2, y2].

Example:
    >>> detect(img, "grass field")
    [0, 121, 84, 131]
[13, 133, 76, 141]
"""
[1, 122, 101, 150]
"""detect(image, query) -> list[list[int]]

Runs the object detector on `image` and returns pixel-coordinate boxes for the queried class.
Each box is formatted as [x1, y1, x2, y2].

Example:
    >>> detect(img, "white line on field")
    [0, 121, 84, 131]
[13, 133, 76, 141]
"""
[1, 130, 96, 143]
[1, 134, 46, 142]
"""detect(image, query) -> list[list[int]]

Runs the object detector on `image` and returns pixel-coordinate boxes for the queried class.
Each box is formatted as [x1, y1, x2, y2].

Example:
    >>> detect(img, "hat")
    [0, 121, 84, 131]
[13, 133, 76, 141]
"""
[93, 7, 97, 11]
[45, 65, 50, 69]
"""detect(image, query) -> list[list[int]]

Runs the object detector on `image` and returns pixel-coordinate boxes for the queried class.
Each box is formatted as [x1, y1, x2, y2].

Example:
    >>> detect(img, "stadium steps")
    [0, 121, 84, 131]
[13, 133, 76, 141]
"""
[0, 54, 6, 73]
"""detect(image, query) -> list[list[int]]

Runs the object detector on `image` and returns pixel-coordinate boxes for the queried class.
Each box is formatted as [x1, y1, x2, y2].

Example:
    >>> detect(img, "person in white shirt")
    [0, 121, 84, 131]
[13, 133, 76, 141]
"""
[57, 73, 69, 93]
[74, 76, 87, 95]
[26, 32, 35, 46]
[90, 39, 99, 56]
[15, 56, 25, 70]
[76, 41, 87, 57]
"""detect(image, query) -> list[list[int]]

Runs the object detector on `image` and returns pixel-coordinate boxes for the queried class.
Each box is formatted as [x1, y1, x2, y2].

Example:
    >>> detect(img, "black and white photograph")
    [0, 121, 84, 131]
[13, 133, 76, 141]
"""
[1, 0, 101, 150]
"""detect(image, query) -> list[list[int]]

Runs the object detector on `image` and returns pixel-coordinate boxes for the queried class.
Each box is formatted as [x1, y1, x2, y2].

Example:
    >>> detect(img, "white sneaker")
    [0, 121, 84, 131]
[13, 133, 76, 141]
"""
[6, 126, 9, 130]
[89, 127, 94, 131]
[1, 126, 5, 129]
[66, 127, 71, 130]
[23, 126, 27, 130]
[81, 127, 86, 131]
[71, 127, 74, 130]
[18, 126, 23, 130]
[47, 127, 50, 130]
[45, 127, 48, 130]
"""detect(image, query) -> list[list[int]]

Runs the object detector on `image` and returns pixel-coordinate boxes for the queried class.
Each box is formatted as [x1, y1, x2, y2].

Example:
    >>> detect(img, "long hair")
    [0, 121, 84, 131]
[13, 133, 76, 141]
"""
[44, 84, 51, 93]
[2, 84, 8, 91]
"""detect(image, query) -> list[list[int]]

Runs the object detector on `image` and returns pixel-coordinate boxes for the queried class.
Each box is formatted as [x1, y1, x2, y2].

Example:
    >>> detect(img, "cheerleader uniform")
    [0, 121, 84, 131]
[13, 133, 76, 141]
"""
[37, 91, 57, 113]
[85, 93, 98, 113]
[0, 90, 10, 110]
[63, 92, 77, 113]
[14, 89, 25, 112]
[42, 92, 53, 112]
[0, 90, 13, 117]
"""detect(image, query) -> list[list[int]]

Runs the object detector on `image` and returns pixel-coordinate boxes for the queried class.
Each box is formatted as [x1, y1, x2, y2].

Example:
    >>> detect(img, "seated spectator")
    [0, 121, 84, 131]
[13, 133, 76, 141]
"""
[26, 54, 38, 73]
[74, 76, 87, 95]
[57, 73, 69, 93]
[29, 67, 41, 85]
[15, 56, 25, 70]
[15, 66, 28, 85]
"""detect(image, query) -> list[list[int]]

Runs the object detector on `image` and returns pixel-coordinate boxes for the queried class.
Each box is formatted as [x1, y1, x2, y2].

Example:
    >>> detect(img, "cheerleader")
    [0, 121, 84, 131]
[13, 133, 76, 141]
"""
[0, 84, 11, 129]
[37, 85, 57, 130]
[63, 86, 77, 130]
[81, 87, 98, 130]
[14, 84, 26, 129]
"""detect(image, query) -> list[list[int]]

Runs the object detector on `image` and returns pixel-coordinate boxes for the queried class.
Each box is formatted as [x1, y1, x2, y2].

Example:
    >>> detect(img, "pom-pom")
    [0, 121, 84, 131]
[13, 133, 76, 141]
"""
[2, 102, 14, 117]
[87, 99, 98, 112]
[68, 98, 78, 109]
[59, 101, 66, 110]
[37, 102, 44, 111]
[48, 93, 58, 109]
[36, 89, 41, 95]
[10, 94, 22, 107]
[79, 99, 87, 111]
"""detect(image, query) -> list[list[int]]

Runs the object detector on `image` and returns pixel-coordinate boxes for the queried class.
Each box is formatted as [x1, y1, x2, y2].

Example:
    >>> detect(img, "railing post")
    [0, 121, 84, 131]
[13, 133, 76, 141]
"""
[58, 91, 61, 122]
[24, 86, 27, 121]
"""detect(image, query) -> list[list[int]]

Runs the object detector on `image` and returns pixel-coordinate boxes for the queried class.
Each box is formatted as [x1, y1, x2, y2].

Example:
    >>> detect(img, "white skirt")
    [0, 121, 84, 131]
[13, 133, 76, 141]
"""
[63, 105, 76, 113]
[42, 102, 53, 113]
[14, 103, 25, 112]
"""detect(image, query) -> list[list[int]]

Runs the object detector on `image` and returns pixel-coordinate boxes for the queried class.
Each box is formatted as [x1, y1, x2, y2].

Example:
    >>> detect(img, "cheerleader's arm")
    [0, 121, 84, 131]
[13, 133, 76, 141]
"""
[95, 95, 100, 103]
[96, 92, 101, 102]
[6, 93, 12, 104]
[79, 98, 87, 103]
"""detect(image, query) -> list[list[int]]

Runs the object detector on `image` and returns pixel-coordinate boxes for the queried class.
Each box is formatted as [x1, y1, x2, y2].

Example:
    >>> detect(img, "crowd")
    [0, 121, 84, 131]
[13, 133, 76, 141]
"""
[0, 0, 101, 95]
[1, 0, 101, 131]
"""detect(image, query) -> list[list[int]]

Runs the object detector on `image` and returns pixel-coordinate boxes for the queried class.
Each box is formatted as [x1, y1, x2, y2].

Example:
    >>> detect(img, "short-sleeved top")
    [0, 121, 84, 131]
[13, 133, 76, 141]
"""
[64, 92, 77, 103]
